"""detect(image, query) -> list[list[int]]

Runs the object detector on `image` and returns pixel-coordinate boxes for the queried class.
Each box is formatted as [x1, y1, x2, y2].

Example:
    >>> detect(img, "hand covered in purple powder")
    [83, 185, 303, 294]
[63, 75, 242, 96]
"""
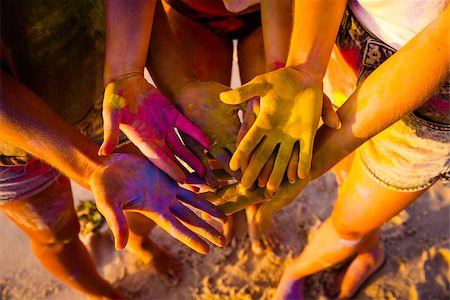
[88, 153, 227, 253]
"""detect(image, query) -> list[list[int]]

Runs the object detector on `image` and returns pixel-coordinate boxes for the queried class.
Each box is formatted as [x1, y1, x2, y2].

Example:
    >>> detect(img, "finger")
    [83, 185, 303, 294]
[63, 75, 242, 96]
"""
[230, 127, 265, 171]
[170, 203, 226, 247]
[220, 77, 270, 105]
[129, 137, 187, 183]
[237, 97, 258, 146]
[180, 173, 210, 193]
[212, 169, 234, 183]
[255, 198, 290, 226]
[175, 113, 211, 149]
[207, 156, 223, 170]
[202, 183, 242, 205]
[322, 94, 341, 129]
[255, 180, 309, 224]
[267, 143, 294, 194]
[166, 131, 206, 177]
[241, 137, 274, 189]
[297, 137, 314, 179]
[99, 106, 121, 156]
[181, 134, 220, 189]
[218, 188, 270, 215]
[210, 147, 242, 182]
[152, 212, 210, 254]
[258, 151, 276, 188]
[287, 142, 300, 184]
[177, 189, 227, 224]
[97, 204, 129, 250]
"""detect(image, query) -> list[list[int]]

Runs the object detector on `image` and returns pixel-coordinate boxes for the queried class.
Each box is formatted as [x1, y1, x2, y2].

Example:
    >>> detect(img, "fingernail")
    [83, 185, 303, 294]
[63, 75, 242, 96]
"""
[336, 120, 342, 129]
[289, 179, 296, 184]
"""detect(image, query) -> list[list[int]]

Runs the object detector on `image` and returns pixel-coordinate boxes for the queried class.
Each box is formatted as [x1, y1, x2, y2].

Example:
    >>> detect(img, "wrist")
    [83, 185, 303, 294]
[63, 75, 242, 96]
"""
[285, 64, 324, 84]
[164, 76, 200, 101]
[103, 65, 145, 86]
[266, 60, 286, 72]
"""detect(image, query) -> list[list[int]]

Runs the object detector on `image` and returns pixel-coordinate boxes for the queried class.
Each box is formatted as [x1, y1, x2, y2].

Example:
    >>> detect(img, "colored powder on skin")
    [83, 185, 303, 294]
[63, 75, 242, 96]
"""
[107, 93, 126, 109]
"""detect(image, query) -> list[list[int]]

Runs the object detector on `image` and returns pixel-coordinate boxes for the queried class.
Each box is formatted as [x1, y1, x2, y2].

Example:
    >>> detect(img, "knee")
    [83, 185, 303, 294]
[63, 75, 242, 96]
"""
[30, 211, 81, 251]
[331, 213, 369, 240]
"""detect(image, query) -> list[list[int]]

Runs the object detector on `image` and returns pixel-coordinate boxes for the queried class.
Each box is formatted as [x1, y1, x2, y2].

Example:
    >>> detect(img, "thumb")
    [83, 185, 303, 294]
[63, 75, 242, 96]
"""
[99, 106, 120, 156]
[322, 94, 341, 129]
[98, 203, 129, 250]
[220, 77, 270, 105]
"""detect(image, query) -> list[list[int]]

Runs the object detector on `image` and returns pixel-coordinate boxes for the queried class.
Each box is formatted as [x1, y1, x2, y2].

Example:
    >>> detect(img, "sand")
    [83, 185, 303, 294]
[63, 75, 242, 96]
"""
[1, 172, 449, 300]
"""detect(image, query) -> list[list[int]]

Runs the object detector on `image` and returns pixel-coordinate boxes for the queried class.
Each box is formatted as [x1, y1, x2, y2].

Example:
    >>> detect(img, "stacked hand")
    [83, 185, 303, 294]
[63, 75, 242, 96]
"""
[220, 67, 324, 193]
[88, 153, 227, 253]
[171, 81, 243, 188]
[205, 174, 311, 227]
[99, 74, 210, 183]
[237, 93, 340, 191]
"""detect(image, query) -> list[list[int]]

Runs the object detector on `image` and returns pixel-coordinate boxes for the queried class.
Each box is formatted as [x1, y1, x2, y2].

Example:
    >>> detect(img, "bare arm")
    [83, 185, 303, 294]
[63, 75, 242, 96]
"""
[0, 72, 103, 188]
[103, 0, 156, 83]
[0, 71, 227, 252]
[261, 0, 292, 71]
[310, 5, 450, 179]
[287, 0, 346, 79]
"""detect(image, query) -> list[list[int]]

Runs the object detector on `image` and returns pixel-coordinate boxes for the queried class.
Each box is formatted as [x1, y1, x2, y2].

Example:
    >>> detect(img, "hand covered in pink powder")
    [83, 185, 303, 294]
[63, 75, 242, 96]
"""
[88, 153, 227, 253]
[99, 74, 211, 183]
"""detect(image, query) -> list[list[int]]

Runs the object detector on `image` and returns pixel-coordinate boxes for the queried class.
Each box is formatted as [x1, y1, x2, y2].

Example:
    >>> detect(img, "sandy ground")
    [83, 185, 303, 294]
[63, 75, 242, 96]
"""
[1, 173, 449, 300]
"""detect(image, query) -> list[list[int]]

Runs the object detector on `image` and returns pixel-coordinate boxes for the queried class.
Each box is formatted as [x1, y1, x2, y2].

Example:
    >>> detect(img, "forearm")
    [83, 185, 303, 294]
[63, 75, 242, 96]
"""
[147, 0, 196, 98]
[310, 6, 450, 179]
[261, 0, 292, 71]
[0, 72, 105, 188]
[103, 0, 156, 84]
[287, 0, 346, 79]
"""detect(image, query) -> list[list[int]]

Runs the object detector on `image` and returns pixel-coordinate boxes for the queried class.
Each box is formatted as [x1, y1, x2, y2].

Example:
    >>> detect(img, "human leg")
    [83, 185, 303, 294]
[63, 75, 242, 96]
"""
[0, 177, 120, 299]
[125, 211, 181, 285]
[274, 157, 425, 300]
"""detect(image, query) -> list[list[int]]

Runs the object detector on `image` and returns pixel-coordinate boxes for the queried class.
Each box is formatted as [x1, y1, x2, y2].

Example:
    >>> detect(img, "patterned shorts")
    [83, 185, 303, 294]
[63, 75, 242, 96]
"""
[329, 8, 450, 192]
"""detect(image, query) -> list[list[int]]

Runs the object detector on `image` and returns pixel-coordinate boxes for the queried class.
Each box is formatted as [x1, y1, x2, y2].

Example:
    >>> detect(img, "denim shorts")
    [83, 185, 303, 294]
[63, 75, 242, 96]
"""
[328, 8, 450, 192]
[0, 99, 129, 203]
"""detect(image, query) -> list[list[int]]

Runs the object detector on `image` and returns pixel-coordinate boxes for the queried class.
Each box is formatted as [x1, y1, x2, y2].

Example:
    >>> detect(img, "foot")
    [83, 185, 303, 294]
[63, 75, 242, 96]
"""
[273, 274, 305, 300]
[126, 237, 181, 286]
[330, 246, 386, 298]
[248, 216, 280, 255]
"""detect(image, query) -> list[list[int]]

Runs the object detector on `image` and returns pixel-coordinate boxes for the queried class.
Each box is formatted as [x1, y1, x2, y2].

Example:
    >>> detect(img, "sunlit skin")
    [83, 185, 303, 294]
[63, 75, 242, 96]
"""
[221, 0, 345, 194]
[212, 3, 450, 299]
[101, 0, 211, 184]
[0, 69, 229, 297]
[150, 0, 283, 253]
[89, 153, 227, 252]
[100, 75, 210, 183]
[220, 67, 323, 189]
[0, 1, 233, 297]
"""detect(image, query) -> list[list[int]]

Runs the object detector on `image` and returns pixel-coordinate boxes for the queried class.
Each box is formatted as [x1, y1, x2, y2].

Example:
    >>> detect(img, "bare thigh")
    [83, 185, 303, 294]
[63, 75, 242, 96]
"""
[0, 176, 79, 244]
[163, 1, 233, 84]
[331, 158, 426, 239]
